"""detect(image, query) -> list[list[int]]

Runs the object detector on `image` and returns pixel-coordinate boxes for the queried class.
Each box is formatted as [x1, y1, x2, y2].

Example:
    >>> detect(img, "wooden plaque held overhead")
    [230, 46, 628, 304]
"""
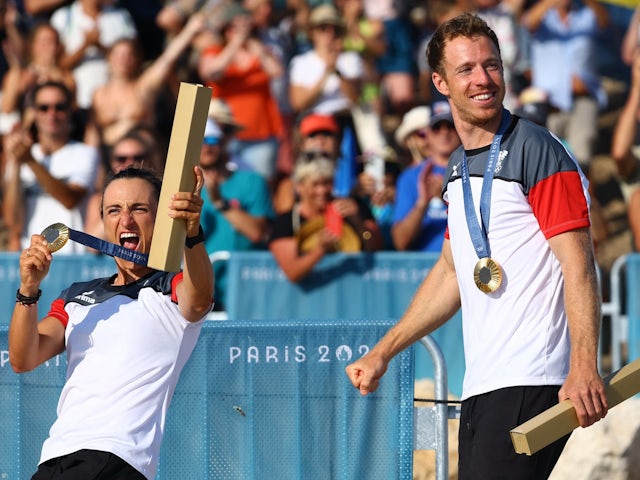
[510, 356, 640, 456]
[147, 82, 211, 272]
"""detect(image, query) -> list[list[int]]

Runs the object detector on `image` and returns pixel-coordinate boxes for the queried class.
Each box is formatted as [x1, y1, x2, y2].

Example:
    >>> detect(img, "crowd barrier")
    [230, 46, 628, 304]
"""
[0, 251, 466, 397]
[1, 320, 415, 480]
[1, 250, 638, 478]
[625, 255, 640, 363]
[2, 250, 640, 393]
[225, 251, 465, 396]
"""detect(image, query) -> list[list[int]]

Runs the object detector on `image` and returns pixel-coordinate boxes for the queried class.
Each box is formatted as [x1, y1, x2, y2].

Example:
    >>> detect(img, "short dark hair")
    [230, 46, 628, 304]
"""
[100, 168, 163, 218]
[111, 130, 154, 161]
[32, 80, 74, 108]
[427, 13, 502, 78]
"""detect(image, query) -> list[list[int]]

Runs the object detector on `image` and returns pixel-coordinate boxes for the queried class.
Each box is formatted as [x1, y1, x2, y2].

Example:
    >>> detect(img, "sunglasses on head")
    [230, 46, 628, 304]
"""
[113, 153, 145, 164]
[203, 136, 222, 146]
[35, 103, 68, 113]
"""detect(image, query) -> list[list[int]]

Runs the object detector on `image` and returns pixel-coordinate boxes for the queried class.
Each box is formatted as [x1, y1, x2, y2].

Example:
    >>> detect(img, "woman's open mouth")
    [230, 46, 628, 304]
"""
[120, 232, 140, 250]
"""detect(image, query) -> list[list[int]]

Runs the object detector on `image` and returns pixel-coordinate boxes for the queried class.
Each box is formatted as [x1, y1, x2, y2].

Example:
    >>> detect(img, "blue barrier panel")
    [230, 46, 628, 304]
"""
[227, 252, 434, 321]
[0, 253, 115, 324]
[627, 254, 640, 361]
[0, 251, 465, 397]
[226, 252, 465, 397]
[1, 320, 414, 480]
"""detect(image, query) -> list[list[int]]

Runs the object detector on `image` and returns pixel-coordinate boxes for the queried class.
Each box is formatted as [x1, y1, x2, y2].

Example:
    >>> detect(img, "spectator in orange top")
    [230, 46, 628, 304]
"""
[197, 2, 284, 183]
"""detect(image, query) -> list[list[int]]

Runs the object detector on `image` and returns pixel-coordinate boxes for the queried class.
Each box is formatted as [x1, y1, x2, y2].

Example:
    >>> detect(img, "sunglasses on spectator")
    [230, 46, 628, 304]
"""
[431, 121, 455, 132]
[203, 136, 222, 146]
[35, 103, 68, 113]
[414, 129, 430, 139]
[307, 130, 336, 138]
[302, 151, 333, 162]
[113, 153, 145, 164]
[315, 24, 345, 36]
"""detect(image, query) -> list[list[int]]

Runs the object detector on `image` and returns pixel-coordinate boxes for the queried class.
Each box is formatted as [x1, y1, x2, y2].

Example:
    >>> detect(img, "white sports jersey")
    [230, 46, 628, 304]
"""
[40, 271, 204, 479]
[443, 114, 591, 400]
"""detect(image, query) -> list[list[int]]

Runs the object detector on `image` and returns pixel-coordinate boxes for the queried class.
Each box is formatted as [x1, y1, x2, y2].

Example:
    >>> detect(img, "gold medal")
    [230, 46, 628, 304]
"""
[41, 223, 70, 253]
[474, 257, 503, 293]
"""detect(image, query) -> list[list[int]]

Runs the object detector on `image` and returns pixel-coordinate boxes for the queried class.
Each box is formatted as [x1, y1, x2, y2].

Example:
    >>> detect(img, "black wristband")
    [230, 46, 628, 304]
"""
[16, 289, 42, 306]
[214, 198, 231, 212]
[185, 225, 205, 249]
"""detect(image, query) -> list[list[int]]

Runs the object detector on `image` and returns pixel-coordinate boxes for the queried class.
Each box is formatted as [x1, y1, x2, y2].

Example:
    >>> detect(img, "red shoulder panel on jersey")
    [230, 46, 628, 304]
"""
[529, 170, 590, 239]
[48, 298, 69, 328]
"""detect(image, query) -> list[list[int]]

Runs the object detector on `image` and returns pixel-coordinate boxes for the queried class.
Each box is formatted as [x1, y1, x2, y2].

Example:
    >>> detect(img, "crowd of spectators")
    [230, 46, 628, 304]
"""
[1, 0, 639, 308]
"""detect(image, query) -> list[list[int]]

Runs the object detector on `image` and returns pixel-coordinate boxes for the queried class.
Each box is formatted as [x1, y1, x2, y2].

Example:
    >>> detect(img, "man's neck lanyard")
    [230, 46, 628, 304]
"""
[460, 109, 511, 293]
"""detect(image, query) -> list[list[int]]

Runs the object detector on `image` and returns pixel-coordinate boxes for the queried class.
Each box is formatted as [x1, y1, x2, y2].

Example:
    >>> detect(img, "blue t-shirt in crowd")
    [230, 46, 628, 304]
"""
[201, 169, 274, 308]
[392, 160, 448, 252]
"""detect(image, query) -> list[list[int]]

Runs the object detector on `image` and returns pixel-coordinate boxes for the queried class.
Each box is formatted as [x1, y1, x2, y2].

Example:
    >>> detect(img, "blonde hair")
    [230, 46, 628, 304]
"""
[292, 157, 335, 184]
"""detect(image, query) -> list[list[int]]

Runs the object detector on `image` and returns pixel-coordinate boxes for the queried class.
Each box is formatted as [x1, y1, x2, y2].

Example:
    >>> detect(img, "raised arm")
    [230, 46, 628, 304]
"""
[9, 234, 66, 373]
[621, 6, 640, 65]
[197, 15, 250, 83]
[2, 128, 27, 250]
[171, 166, 215, 322]
[521, 0, 560, 33]
[611, 50, 640, 180]
[138, 13, 205, 94]
[583, 0, 609, 30]
[392, 164, 442, 251]
[345, 238, 460, 394]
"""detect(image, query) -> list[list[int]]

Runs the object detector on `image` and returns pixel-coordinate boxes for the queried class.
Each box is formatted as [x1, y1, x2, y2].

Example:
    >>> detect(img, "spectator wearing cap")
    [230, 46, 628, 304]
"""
[298, 112, 341, 162]
[394, 105, 432, 167]
[197, 2, 284, 182]
[391, 101, 460, 252]
[272, 113, 341, 214]
[198, 100, 275, 312]
[288, 4, 363, 125]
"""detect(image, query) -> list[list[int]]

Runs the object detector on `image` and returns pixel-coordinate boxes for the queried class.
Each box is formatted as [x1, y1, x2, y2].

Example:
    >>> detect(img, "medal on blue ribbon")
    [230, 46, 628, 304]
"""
[41, 223, 149, 266]
[460, 110, 511, 293]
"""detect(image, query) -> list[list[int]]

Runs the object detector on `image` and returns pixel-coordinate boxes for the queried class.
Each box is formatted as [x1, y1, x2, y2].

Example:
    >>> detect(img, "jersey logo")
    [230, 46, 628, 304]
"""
[494, 149, 509, 174]
[74, 290, 96, 305]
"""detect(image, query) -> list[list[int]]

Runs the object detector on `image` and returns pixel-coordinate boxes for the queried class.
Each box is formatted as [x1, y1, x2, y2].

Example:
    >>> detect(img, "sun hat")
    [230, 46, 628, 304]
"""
[204, 118, 222, 138]
[309, 4, 345, 28]
[208, 98, 244, 130]
[394, 106, 431, 146]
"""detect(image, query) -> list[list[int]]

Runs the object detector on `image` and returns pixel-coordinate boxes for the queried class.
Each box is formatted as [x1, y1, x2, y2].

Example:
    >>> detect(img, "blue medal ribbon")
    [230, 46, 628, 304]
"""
[67, 229, 149, 265]
[460, 109, 511, 260]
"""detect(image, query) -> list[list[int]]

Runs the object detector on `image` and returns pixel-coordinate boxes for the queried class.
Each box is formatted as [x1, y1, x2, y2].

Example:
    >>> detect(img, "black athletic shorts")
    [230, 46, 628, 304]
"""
[458, 385, 570, 480]
[31, 449, 146, 480]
